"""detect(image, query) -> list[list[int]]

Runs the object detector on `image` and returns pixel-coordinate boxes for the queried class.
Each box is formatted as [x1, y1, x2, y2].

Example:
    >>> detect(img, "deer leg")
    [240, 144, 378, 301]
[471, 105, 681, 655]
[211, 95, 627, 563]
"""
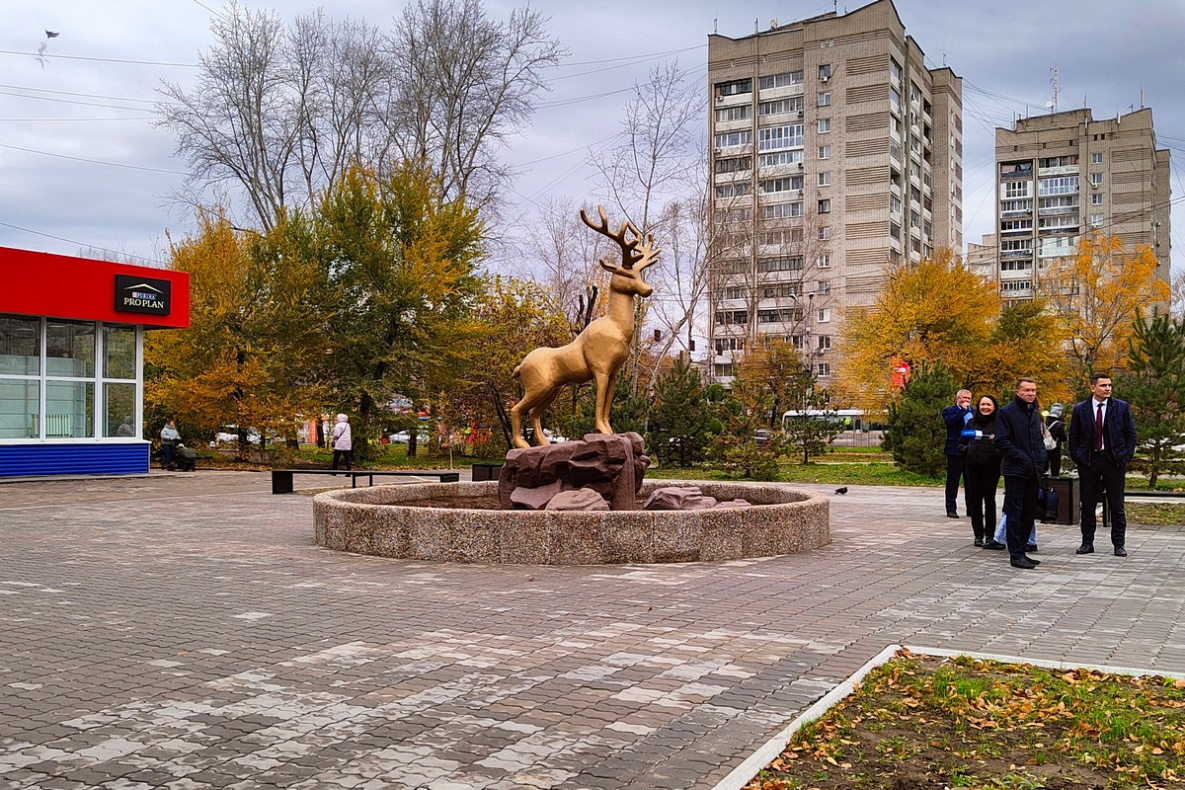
[529, 388, 561, 446]
[509, 396, 531, 449]
[593, 370, 617, 436]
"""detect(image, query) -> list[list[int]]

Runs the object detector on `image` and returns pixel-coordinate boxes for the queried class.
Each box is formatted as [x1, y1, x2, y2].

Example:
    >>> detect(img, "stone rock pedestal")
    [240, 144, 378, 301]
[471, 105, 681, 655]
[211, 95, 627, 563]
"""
[498, 432, 650, 511]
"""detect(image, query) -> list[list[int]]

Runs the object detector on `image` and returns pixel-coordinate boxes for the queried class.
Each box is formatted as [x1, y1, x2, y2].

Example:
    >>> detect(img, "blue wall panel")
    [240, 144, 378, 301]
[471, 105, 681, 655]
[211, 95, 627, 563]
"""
[0, 443, 150, 477]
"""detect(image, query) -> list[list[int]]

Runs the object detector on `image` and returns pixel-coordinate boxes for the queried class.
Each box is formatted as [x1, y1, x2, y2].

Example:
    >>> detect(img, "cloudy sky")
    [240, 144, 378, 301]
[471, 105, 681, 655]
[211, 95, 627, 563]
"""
[3, 0, 1183, 279]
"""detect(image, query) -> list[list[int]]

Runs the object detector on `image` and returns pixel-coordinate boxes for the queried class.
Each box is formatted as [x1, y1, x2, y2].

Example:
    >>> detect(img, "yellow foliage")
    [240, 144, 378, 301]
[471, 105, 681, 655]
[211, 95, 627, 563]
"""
[1039, 230, 1169, 376]
[837, 250, 1000, 411]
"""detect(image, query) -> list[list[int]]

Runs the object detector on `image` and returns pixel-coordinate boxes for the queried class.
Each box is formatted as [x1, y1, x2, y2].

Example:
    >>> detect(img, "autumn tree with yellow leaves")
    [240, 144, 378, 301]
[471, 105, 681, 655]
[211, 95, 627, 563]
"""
[838, 250, 1074, 412]
[1038, 230, 1169, 377]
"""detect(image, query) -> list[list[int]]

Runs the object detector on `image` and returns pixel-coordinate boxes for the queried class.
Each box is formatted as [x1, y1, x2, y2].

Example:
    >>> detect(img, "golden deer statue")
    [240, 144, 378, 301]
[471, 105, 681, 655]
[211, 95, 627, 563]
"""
[510, 206, 659, 449]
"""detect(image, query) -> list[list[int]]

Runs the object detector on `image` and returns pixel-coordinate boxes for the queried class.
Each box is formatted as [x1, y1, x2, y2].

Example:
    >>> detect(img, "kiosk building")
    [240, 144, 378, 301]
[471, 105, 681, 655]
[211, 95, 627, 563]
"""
[0, 247, 189, 477]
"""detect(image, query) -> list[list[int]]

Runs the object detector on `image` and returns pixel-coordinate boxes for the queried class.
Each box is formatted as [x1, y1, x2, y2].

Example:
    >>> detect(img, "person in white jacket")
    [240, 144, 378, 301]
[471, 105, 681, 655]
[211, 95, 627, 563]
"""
[331, 414, 352, 471]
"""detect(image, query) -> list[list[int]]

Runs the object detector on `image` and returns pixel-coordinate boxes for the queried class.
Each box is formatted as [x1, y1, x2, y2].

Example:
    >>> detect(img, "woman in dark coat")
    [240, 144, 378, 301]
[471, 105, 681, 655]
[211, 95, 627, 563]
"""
[958, 395, 1004, 546]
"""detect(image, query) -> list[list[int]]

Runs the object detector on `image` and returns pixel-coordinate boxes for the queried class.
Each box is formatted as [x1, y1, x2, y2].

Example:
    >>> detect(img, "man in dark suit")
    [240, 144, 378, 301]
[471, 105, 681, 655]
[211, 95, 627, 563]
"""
[994, 378, 1048, 569]
[1068, 373, 1137, 557]
[941, 389, 973, 518]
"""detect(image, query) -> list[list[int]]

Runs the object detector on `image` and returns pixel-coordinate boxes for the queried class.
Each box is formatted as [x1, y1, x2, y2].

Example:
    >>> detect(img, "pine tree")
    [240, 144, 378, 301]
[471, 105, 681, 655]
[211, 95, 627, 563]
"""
[1121, 309, 1185, 487]
[649, 355, 709, 467]
[883, 363, 958, 477]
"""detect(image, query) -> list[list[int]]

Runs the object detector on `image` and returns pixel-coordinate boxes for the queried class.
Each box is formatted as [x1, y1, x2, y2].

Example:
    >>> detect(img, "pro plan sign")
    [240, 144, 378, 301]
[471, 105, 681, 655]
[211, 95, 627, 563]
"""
[114, 274, 171, 317]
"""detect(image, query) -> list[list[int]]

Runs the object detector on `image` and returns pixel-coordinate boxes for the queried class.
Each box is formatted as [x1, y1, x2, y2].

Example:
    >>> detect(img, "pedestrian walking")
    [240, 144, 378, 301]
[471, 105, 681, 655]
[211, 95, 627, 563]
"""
[331, 414, 353, 471]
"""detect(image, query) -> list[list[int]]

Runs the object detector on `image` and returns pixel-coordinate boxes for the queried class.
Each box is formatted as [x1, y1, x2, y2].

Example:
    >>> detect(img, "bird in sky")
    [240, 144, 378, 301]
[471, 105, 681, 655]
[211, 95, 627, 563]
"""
[37, 30, 59, 68]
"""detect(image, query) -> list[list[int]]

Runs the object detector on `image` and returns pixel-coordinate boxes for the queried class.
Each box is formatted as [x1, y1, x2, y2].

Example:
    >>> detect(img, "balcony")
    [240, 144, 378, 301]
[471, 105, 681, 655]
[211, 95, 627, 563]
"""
[1038, 205, 1078, 217]
[1001, 249, 1034, 260]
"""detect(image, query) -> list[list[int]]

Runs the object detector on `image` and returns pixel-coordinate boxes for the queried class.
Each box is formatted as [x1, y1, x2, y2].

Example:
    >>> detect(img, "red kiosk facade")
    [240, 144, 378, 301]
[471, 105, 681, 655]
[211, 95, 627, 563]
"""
[0, 247, 189, 476]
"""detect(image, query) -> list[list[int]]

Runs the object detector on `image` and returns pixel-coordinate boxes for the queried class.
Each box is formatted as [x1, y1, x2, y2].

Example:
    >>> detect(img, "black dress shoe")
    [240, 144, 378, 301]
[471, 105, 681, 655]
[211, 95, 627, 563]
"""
[946, 511, 959, 518]
[1024, 555, 1041, 565]
[1010, 557, 1038, 569]
[1114, 547, 1128, 557]
[1026, 544, 1038, 553]
[983, 540, 1006, 550]
[1075, 544, 1095, 555]
[974, 538, 984, 547]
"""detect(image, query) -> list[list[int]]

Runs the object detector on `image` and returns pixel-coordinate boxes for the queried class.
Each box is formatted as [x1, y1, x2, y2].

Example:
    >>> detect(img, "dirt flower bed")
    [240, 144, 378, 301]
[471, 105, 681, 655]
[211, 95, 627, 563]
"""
[747, 649, 1185, 789]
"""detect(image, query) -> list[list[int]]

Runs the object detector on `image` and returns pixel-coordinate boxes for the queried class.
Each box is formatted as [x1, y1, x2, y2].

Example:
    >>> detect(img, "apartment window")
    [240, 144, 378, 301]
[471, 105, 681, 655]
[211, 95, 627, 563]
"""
[818, 227, 831, 240]
[714, 156, 752, 175]
[889, 58, 901, 82]
[818, 199, 831, 214]
[1091, 152, 1103, 164]
[816, 363, 831, 376]
[758, 150, 804, 168]
[1000, 260, 1033, 272]
[817, 280, 831, 295]
[758, 125, 804, 151]
[762, 202, 804, 220]
[890, 87, 901, 114]
[1002, 181, 1030, 199]
[758, 71, 804, 90]
[714, 78, 752, 97]
[1038, 176, 1079, 196]
[1000, 198, 1032, 214]
[817, 335, 831, 350]
[1090, 214, 1104, 227]
[758, 256, 804, 273]
[759, 97, 804, 116]
[1091, 193, 1104, 205]
[759, 176, 803, 193]
[817, 308, 831, 323]
[818, 64, 832, 80]
[818, 172, 830, 187]
[817, 92, 831, 107]
[1001, 239, 1033, 252]
[714, 182, 751, 199]
[890, 195, 902, 214]
[1038, 155, 1079, 168]
[817, 254, 830, 268]
[715, 105, 752, 123]
[1000, 219, 1033, 233]
[714, 130, 752, 149]
[818, 145, 831, 160]
[1091, 173, 1103, 186]
[817, 118, 831, 133]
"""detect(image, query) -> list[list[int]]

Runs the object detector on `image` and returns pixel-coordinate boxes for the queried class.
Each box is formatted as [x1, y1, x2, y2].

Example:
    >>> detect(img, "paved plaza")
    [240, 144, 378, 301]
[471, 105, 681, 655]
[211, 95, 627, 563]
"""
[2, 471, 1185, 789]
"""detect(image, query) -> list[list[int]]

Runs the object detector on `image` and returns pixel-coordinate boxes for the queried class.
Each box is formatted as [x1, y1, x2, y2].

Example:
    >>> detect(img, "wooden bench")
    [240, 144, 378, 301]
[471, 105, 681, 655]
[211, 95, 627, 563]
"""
[271, 469, 460, 494]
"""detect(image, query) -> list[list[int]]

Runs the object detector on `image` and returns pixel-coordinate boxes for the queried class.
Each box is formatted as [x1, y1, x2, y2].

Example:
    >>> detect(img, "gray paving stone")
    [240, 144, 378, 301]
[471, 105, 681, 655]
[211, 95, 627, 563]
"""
[3, 473, 1185, 788]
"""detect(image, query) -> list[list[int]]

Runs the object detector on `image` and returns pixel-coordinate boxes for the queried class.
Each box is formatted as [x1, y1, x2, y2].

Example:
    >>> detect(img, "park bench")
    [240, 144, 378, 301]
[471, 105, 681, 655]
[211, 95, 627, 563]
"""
[271, 468, 460, 495]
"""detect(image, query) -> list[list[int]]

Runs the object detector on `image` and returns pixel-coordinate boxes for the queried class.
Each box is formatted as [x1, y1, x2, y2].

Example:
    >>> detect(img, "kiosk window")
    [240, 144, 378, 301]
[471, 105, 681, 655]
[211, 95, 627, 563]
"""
[45, 381, 94, 438]
[0, 314, 40, 376]
[0, 379, 39, 439]
[104, 325, 136, 380]
[46, 320, 95, 378]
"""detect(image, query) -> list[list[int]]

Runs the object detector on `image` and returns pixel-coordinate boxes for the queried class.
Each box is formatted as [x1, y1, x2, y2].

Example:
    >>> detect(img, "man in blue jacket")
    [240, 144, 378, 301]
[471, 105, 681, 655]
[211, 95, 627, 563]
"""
[1068, 373, 1137, 557]
[993, 378, 1047, 569]
[941, 389, 973, 518]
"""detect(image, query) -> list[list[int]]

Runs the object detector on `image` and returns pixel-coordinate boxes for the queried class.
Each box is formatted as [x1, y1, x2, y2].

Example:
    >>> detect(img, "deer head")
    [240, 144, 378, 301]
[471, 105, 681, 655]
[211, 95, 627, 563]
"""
[580, 206, 659, 297]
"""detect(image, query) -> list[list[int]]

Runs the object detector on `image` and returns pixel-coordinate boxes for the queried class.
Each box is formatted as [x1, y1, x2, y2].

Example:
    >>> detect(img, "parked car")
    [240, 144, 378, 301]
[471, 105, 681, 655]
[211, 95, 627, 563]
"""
[387, 431, 430, 444]
[754, 429, 772, 446]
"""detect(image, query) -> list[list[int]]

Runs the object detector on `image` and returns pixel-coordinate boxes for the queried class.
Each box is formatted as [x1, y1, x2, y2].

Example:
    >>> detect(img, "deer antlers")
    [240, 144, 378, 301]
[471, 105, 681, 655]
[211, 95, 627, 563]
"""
[580, 205, 658, 271]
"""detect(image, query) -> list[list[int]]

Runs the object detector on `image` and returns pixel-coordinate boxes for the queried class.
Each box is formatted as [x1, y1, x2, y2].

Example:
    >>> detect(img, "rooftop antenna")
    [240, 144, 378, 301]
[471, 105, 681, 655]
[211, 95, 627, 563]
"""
[754, 17, 758, 33]
[1050, 64, 1059, 113]
[1141, 87, 1146, 108]
[713, 16, 718, 33]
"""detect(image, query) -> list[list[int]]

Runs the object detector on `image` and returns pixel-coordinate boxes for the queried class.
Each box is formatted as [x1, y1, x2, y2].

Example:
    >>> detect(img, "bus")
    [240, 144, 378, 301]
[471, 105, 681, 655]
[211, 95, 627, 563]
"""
[780, 409, 884, 447]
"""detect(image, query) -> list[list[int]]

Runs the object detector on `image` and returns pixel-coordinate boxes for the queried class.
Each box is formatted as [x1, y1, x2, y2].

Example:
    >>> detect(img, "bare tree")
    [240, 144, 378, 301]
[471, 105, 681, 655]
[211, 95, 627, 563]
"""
[158, 0, 563, 231]
[588, 60, 701, 236]
[388, 0, 566, 214]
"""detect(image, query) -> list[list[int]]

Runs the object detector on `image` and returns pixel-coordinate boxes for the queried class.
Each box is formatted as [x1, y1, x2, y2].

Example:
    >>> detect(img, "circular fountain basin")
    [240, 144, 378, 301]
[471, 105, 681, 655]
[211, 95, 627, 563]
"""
[313, 480, 829, 565]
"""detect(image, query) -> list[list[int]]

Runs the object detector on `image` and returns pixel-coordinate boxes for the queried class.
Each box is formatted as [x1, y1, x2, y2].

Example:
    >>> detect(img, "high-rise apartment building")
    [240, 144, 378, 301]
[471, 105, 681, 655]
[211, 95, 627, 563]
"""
[993, 108, 1170, 301]
[706, 0, 962, 383]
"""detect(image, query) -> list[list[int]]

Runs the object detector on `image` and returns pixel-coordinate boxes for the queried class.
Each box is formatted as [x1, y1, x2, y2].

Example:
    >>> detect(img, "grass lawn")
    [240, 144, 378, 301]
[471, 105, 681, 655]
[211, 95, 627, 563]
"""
[747, 650, 1185, 789]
